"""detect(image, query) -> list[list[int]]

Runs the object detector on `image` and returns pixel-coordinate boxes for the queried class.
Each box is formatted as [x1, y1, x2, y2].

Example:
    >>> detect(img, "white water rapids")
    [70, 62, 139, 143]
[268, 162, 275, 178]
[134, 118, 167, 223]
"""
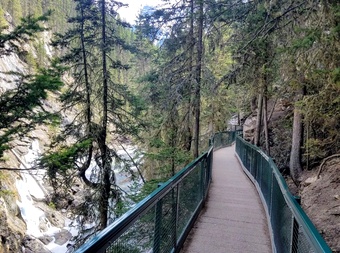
[15, 140, 142, 253]
[15, 140, 78, 253]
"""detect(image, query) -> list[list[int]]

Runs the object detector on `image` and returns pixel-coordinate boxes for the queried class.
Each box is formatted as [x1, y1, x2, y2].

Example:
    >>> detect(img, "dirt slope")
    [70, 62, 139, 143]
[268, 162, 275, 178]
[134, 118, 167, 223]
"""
[299, 159, 340, 252]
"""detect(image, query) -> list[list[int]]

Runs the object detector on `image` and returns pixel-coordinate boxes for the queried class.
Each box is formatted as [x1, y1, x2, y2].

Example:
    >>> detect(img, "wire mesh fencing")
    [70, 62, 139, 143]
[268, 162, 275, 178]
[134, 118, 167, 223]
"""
[210, 131, 236, 149]
[75, 131, 236, 253]
[235, 136, 331, 253]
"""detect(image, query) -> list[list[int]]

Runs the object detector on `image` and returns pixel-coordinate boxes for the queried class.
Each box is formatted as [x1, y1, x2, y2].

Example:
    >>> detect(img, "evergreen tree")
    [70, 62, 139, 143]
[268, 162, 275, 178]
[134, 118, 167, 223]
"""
[40, 0, 144, 241]
[212, 0, 340, 182]
[136, 0, 238, 180]
[0, 13, 62, 161]
[136, 1, 207, 168]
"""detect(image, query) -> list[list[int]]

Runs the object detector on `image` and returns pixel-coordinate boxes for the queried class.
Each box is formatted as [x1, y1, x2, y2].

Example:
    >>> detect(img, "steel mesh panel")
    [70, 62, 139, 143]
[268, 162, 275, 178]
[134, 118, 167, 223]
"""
[214, 133, 222, 148]
[105, 205, 156, 253]
[213, 131, 235, 149]
[251, 147, 257, 177]
[205, 159, 209, 188]
[244, 143, 252, 171]
[157, 188, 177, 253]
[271, 177, 293, 253]
[234, 136, 331, 253]
[177, 163, 202, 239]
[260, 161, 272, 209]
[223, 132, 233, 145]
[296, 227, 315, 253]
[257, 155, 263, 185]
[255, 151, 262, 180]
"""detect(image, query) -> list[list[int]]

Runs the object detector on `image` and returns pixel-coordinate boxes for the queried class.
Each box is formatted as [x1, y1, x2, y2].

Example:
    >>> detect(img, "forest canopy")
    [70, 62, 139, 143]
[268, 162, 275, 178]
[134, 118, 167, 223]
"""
[0, 0, 339, 250]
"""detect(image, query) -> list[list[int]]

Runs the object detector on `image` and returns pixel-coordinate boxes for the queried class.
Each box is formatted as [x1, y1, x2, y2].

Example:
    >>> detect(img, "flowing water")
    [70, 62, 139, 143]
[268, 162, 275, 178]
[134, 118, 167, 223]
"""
[15, 140, 143, 252]
[15, 140, 78, 253]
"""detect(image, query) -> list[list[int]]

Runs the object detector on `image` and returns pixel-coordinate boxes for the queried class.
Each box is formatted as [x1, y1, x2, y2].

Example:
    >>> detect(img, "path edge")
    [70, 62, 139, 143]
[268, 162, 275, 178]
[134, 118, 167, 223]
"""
[234, 152, 276, 253]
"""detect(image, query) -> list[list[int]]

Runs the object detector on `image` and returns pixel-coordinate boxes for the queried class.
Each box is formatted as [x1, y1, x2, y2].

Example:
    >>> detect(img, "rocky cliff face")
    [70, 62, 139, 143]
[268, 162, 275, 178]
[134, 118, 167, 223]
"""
[0, 12, 73, 253]
[0, 170, 26, 253]
[242, 98, 293, 171]
[0, 14, 33, 253]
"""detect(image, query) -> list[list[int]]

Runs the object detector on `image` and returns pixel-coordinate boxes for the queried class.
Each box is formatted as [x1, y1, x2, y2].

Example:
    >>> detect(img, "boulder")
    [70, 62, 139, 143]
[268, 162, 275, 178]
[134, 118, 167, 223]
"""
[23, 235, 52, 253]
[54, 229, 72, 245]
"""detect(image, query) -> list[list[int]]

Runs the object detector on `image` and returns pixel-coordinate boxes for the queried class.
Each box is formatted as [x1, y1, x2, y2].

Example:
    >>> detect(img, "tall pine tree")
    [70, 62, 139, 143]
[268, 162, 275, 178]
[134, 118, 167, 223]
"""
[40, 0, 143, 240]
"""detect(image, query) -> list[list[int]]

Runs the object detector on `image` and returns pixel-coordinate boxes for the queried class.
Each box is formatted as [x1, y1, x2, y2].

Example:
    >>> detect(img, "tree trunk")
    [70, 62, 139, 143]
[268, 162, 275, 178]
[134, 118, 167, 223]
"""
[99, 0, 111, 230]
[289, 89, 304, 183]
[193, 0, 203, 158]
[184, 0, 194, 152]
[254, 92, 263, 146]
[263, 92, 270, 155]
[79, 2, 94, 184]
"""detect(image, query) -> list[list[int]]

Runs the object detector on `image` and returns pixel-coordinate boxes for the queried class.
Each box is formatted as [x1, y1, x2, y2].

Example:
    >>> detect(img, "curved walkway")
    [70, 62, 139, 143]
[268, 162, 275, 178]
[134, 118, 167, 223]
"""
[181, 146, 272, 253]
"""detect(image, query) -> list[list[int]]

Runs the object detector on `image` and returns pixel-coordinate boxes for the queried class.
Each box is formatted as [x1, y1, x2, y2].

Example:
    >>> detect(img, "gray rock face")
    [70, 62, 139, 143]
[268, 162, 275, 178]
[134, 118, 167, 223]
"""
[54, 229, 72, 245]
[243, 115, 257, 143]
[0, 11, 76, 253]
[0, 172, 26, 253]
[23, 235, 52, 253]
[242, 98, 293, 170]
[38, 236, 54, 245]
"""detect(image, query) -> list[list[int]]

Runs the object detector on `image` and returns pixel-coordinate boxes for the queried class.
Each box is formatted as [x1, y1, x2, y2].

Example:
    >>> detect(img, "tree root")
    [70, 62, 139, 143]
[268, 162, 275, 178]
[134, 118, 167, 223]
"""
[317, 153, 340, 179]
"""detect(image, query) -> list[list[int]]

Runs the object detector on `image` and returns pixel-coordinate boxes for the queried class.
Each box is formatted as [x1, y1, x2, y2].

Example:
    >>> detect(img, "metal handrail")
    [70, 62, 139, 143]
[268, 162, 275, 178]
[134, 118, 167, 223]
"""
[235, 135, 332, 253]
[75, 131, 236, 253]
[75, 151, 210, 252]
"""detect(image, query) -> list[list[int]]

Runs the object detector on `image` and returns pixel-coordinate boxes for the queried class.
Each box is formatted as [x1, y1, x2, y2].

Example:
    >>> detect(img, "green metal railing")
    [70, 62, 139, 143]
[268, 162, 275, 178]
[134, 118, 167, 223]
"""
[75, 131, 236, 253]
[210, 131, 234, 148]
[235, 135, 332, 253]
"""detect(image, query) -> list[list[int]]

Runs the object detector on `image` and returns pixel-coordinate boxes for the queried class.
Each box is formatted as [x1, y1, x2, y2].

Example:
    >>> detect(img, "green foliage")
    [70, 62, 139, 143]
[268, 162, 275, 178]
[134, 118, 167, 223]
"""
[0, 11, 51, 55]
[40, 139, 92, 178]
[146, 137, 191, 172]
[0, 171, 5, 180]
[0, 7, 8, 29]
[301, 76, 340, 159]
[0, 64, 63, 156]
[1, 0, 74, 33]
[291, 29, 321, 50]
[0, 12, 63, 159]
[24, 49, 38, 72]
[130, 179, 164, 203]
[209, 0, 340, 171]
[331, 3, 340, 36]
[332, 68, 340, 84]
[48, 201, 56, 209]
[0, 189, 13, 197]
[303, 138, 326, 161]
[12, 0, 23, 24]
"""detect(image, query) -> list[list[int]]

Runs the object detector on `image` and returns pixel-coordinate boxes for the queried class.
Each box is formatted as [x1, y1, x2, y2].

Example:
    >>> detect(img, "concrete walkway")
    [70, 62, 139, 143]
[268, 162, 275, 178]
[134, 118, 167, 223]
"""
[181, 146, 272, 253]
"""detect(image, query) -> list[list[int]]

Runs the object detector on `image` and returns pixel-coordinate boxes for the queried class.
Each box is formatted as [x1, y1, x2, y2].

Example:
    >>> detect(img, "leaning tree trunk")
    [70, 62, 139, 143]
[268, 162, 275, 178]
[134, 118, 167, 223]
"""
[263, 89, 270, 155]
[289, 99, 303, 183]
[254, 92, 263, 146]
[78, 3, 94, 185]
